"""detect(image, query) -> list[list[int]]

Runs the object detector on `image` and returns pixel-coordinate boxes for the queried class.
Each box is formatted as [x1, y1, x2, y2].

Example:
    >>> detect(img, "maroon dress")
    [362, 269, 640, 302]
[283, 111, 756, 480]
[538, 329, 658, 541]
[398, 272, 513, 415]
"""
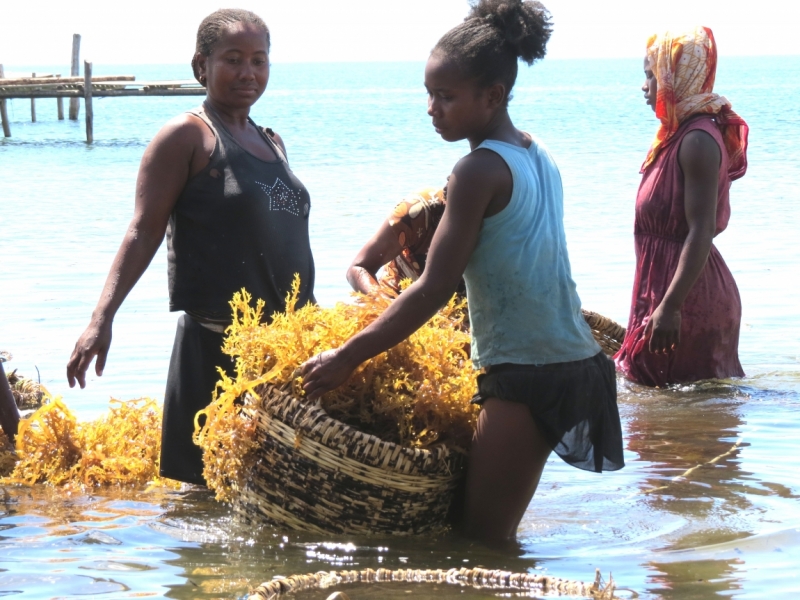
[615, 115, 745, 387]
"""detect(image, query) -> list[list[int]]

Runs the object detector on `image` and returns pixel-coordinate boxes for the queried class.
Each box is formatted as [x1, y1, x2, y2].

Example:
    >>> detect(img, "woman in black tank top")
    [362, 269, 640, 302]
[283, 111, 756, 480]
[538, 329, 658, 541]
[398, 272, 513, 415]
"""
[66, 9, 315, 485]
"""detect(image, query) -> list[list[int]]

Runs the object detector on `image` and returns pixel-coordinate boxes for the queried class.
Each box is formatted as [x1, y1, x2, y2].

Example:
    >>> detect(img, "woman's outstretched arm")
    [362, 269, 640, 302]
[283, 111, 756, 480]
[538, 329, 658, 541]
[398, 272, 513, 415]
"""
[301, 150, 510, 399]
[66, 115, 210, 388]
[345, 221, 403, 294]
[645, 129, 720, 354]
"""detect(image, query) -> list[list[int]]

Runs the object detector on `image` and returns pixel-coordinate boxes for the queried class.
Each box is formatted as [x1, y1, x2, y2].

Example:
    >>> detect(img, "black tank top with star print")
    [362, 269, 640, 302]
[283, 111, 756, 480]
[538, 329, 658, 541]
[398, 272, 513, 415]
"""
[166, 102, 315, 323]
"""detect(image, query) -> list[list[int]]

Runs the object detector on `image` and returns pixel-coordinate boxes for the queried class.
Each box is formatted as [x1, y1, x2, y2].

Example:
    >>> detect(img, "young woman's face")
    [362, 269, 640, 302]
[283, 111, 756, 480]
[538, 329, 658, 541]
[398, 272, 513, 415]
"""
[424, 52, 494, 142]
[198, 23, 270, 110]
[642, 56, 657, 112]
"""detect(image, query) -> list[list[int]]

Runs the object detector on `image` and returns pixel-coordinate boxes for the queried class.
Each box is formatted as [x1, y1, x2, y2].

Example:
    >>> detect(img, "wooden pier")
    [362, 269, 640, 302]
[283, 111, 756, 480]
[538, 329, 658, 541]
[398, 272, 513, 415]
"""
[0, 34, 205, 142]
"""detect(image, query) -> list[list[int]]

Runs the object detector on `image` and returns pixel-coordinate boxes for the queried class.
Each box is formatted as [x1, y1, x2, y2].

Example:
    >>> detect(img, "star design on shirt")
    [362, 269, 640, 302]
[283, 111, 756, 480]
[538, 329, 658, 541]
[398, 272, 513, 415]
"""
[257, 178, 302, 216]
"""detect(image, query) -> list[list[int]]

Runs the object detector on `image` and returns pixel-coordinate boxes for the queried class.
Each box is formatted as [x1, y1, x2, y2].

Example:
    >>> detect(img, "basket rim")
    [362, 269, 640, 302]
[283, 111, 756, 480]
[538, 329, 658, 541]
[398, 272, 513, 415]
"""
[581, 309, 626, 341]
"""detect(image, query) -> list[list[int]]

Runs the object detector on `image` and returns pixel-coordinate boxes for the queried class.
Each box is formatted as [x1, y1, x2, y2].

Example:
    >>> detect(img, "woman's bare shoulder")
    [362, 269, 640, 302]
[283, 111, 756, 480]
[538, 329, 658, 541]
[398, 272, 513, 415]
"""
[452, 148, 511, 191]
[680, 129, 721, 163]
[149, 112, 211, 148]
[139, 113, 215, 177]
[446, 149, 513, 219]
[679, 128, 721, 180]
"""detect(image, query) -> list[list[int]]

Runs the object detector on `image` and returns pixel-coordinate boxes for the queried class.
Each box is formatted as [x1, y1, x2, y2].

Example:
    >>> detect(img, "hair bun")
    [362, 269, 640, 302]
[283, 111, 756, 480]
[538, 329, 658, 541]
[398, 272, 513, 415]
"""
[468, 0, 552, 64]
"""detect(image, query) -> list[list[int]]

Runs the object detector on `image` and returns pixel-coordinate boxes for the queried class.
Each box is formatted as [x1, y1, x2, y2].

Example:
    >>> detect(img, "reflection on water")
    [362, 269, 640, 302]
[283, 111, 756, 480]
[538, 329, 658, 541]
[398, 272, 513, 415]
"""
[1, 376, 798, 598]
[621, 382, 750, 600]
[616, 378, 800, 599]
[626, 381, 751, 523]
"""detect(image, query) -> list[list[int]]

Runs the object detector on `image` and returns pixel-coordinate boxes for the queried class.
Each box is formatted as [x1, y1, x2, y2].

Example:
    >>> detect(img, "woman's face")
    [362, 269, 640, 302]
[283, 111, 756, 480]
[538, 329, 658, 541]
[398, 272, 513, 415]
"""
[197, 22, 270, 110]
[424, 52, 497, 143]
[642, 56, 657, 112]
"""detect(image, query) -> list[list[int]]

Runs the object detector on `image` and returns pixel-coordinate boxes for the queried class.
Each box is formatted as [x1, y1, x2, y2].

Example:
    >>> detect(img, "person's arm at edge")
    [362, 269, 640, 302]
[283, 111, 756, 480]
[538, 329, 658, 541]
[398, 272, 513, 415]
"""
[269, 130, 288, 160]
[66, 114, 207, 388]
[0, 363, 19, 443]
[645, 129, 720, 353]
[346, 221, 403, 294]
[302, 150, 507, 399]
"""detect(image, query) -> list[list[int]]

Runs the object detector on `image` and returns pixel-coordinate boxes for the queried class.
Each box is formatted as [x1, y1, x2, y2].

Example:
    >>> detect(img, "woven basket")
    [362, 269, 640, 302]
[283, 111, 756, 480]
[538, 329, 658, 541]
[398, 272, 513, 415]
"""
[582, 310, 626, 356]
[233, 381, 466, 535]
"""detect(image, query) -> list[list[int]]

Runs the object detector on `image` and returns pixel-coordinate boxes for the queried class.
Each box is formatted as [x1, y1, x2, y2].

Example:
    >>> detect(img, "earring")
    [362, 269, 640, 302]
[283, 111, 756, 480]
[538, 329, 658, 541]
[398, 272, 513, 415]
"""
[199, 75, 207, 85]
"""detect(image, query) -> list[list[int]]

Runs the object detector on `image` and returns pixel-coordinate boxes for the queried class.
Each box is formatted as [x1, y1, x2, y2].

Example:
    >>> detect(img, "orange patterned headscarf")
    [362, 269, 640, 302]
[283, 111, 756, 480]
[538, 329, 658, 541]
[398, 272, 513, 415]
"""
[641, 26, 749, 180]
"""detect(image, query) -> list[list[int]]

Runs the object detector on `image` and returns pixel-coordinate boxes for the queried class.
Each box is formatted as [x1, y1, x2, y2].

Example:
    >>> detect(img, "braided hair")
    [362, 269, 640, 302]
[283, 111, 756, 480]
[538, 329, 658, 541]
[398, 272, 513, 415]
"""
[433, 0, 552, 104]
[191, 9, 270, 86]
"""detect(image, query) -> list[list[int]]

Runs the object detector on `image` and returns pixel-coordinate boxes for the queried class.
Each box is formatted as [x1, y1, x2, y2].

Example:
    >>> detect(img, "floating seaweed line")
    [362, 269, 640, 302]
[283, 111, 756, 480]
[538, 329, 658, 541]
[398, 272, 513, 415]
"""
[636, 438, 744, 496]
[248, 567, 628, 599]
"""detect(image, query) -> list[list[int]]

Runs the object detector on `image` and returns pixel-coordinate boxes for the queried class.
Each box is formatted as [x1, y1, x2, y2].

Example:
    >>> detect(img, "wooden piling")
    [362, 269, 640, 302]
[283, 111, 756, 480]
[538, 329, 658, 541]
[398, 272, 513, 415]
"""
[57, 75, 64, 120]
[69, 34, 81, 120]
[30, 73, 37, 122]
[0, 64, 10, 137]
[84, 61, 93, 143]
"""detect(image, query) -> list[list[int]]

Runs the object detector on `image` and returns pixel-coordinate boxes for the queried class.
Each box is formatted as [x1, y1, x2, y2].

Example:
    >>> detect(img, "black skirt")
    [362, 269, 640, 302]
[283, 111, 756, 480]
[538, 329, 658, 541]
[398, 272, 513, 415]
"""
[472, 351, 624, 473]
[160, 314, 235, 485]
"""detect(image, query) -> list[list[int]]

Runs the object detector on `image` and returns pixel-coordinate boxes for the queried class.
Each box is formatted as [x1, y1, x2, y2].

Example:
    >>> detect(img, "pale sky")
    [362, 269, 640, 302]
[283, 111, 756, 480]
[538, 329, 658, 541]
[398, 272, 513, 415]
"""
[1, 0, 798, 67]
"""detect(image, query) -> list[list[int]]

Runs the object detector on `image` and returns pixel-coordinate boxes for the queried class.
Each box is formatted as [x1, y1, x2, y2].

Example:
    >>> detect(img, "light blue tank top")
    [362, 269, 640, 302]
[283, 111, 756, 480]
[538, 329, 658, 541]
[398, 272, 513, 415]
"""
[463, 137, 600, 368]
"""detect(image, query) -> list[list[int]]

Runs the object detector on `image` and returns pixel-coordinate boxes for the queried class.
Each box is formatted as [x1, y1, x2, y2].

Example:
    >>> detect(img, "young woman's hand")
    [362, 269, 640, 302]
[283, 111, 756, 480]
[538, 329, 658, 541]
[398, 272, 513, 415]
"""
[300, 348, 359, 400]
[644, 303, 681, 354]
[67, 318, 113, 388]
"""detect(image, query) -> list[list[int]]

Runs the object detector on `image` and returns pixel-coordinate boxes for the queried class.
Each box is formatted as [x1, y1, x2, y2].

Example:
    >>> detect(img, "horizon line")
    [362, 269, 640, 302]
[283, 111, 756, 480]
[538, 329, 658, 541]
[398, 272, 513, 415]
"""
[2, 53, 798, 70]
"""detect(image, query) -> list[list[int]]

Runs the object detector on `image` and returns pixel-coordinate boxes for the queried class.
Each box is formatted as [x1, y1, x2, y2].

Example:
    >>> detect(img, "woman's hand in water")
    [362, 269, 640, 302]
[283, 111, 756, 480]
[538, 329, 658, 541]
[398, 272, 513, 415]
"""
[67, 318, 113, 388]
[644, 302, 681, 354]
[300, 348, 359, 400]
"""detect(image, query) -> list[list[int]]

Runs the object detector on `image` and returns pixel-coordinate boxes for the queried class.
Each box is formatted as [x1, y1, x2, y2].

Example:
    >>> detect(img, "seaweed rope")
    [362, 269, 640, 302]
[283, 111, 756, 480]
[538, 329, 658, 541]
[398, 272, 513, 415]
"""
[248, 566, 624, 599]
[635, 438, 744, 496]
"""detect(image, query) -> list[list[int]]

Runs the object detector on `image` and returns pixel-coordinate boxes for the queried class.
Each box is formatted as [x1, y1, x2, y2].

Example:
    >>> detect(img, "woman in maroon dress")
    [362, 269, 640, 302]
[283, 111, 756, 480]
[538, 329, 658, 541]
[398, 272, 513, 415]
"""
[615, 26, 749, 387]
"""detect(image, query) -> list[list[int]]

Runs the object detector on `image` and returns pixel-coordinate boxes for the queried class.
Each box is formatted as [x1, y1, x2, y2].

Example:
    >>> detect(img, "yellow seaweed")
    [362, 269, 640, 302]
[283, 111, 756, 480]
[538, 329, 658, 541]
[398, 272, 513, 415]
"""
[2, 395, 177, 490]
[76, 398, 165, 488]
[10, 397, 81, 486]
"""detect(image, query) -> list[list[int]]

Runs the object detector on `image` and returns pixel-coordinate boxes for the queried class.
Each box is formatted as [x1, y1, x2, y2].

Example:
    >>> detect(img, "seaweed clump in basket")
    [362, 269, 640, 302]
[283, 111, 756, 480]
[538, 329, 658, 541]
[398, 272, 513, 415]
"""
[195, 276, 479, 502]
[5, 368, 45, 411]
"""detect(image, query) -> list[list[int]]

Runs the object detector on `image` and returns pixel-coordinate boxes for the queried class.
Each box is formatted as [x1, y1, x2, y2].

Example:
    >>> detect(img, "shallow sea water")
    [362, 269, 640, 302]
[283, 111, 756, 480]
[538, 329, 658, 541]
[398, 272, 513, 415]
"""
[1, 57, 799, 598]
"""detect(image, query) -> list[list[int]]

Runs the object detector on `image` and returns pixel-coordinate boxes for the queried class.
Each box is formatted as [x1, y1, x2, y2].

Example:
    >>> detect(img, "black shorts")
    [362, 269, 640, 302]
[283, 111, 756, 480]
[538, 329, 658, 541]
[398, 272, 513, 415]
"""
[160, 314, 235, 485]
[472, 351, 624, 473]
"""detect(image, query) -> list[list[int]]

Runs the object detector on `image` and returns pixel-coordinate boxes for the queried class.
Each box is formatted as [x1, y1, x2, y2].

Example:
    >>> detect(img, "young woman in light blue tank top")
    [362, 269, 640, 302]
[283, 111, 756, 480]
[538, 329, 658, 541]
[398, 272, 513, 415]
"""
[302, 0, 624, 544]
